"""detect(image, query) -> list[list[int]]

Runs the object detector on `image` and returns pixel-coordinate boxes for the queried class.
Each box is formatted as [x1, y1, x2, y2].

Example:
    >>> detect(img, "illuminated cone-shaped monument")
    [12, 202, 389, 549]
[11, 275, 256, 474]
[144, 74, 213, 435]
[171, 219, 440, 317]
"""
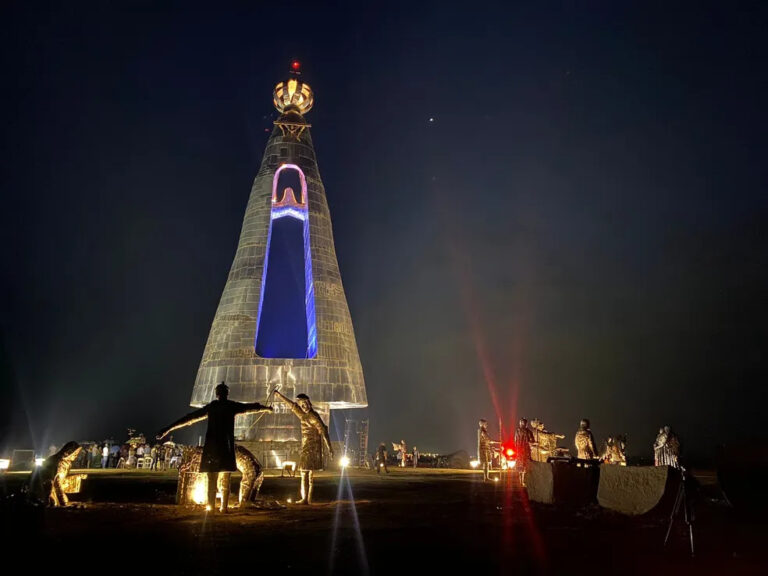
[190, 65, 366, 465]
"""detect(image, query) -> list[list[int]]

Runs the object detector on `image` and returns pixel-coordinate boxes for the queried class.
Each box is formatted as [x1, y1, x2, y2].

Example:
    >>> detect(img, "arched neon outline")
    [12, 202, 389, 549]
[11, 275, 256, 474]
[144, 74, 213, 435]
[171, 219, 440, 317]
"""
[254, 164, 317, 358]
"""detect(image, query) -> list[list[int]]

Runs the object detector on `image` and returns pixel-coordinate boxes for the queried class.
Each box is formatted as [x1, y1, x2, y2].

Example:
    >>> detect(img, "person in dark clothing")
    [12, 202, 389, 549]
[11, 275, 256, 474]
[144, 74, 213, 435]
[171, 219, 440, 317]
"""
[156, 382, 272, 512]
[375, 442, 389, 474]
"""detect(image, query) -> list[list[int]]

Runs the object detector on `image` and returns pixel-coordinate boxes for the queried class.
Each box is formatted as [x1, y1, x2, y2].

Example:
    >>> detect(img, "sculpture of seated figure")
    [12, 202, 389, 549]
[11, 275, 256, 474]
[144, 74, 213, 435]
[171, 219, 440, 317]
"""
[601, 435, 627, 465]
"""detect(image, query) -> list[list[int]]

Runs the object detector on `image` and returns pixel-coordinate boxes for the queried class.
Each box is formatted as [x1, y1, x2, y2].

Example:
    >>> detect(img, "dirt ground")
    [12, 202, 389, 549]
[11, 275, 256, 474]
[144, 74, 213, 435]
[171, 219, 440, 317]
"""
[2, 467, 765, 575]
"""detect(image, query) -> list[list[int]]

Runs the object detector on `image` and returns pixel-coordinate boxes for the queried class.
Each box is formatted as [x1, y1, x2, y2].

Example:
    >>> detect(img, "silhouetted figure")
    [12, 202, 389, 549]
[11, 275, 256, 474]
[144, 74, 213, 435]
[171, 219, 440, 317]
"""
[274, 391, 334, 504]
[376, 442, 389, 473]
[157, 382, 272, 512]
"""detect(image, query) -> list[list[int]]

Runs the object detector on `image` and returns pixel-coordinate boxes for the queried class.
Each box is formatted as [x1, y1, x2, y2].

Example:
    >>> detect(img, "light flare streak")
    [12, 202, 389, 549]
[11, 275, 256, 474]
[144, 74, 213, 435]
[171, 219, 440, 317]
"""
[328, 468, 368, 575]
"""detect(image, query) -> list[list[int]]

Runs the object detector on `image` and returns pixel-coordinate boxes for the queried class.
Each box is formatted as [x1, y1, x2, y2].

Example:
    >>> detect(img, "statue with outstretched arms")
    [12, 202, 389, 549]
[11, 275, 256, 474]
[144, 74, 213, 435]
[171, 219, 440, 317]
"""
[274, 390, 334, 504]
[157, 382, 272, 512]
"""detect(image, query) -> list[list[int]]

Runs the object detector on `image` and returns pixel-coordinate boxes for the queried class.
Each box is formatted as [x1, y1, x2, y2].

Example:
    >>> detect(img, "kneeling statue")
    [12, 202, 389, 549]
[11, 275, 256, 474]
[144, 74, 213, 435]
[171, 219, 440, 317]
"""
[34, 441, 87, 506]
[178, 444, 264, 507]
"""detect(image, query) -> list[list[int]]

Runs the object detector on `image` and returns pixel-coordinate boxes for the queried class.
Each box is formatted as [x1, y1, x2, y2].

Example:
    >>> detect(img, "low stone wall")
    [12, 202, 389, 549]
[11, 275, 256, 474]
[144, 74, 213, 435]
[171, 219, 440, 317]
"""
[527, 460, 599, 506]
[597, 465, 670, 515]
[527, 461, 675, 515]
[526, 461, 554, 503]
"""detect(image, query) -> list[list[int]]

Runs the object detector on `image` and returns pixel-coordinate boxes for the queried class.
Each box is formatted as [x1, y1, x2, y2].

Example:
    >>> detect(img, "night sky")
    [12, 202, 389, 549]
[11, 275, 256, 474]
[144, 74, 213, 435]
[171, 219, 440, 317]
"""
[2, 2, 766, 461]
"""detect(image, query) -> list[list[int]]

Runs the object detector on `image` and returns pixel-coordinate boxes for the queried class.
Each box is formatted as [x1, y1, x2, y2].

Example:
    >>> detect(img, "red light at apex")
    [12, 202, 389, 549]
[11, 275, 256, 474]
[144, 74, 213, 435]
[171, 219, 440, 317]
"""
[291, 60, 301, 71]
[506, 448, 514, 457]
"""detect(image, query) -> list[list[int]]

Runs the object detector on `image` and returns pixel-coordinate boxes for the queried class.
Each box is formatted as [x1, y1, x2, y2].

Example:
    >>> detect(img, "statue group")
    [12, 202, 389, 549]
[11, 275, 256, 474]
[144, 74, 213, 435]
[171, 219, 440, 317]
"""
[478, 416, 682, 484]
[158, 382, 333, 511]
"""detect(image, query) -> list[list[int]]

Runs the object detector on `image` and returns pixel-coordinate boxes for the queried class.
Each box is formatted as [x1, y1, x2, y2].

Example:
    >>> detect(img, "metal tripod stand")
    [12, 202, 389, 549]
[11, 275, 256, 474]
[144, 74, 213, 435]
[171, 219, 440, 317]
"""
[664, 467, 694, 557]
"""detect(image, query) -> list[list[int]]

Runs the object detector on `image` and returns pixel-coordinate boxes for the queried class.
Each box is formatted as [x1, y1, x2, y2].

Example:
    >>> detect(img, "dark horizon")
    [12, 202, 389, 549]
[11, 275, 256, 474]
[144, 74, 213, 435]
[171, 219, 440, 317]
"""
[1, 2, 767, 462]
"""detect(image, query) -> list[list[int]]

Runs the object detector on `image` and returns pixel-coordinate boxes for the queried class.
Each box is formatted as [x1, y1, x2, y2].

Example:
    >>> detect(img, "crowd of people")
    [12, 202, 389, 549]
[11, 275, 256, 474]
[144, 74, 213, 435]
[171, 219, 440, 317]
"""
[49, 439, 189, 470]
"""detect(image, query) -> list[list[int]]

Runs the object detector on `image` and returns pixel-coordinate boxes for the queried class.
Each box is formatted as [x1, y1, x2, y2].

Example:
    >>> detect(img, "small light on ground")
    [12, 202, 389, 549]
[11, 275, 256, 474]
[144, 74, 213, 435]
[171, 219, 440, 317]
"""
[0, 459, 10, 470]
[470, 460, 479, 469]
[35, 458, 44, 467]
[340, 456, 350, 468]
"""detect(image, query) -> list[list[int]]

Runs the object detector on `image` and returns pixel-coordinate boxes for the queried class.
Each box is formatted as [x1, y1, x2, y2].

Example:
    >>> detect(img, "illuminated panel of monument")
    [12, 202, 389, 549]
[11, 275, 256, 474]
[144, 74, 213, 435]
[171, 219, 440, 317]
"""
[190, 65, 366, 453]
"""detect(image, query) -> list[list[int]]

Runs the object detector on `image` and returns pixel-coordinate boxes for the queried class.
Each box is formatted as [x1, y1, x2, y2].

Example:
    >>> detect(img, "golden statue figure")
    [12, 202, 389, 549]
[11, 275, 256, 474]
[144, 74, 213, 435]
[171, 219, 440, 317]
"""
[35, 441, 86, 507]
[274, 391, 334, 504]
[574, 418, 598, 460]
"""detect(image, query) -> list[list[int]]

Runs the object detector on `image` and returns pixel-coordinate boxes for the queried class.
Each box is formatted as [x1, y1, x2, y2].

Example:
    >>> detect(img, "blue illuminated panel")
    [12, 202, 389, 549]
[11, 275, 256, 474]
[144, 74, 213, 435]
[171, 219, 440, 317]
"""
[254, 165, 317, 359]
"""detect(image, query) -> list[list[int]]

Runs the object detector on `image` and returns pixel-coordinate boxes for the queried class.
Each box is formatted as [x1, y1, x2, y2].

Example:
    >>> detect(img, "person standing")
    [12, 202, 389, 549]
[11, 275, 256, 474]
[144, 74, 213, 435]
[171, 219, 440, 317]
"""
[514, 418, 534, 486]
[375, 443, 389, 474]
[412, 446, 419, 469]
[395, 440, 407, 467]
[150, 445, 158, 470]
[274, 391, 334, 505]
[156, 382, 272, 512]
[101, 444, 109, 468]
[90, 444, 100, 468]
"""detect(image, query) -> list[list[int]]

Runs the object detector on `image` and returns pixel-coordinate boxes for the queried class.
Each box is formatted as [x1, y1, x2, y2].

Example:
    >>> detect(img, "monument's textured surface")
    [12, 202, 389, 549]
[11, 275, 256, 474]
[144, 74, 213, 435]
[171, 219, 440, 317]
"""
[190, 67, 366, 452]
